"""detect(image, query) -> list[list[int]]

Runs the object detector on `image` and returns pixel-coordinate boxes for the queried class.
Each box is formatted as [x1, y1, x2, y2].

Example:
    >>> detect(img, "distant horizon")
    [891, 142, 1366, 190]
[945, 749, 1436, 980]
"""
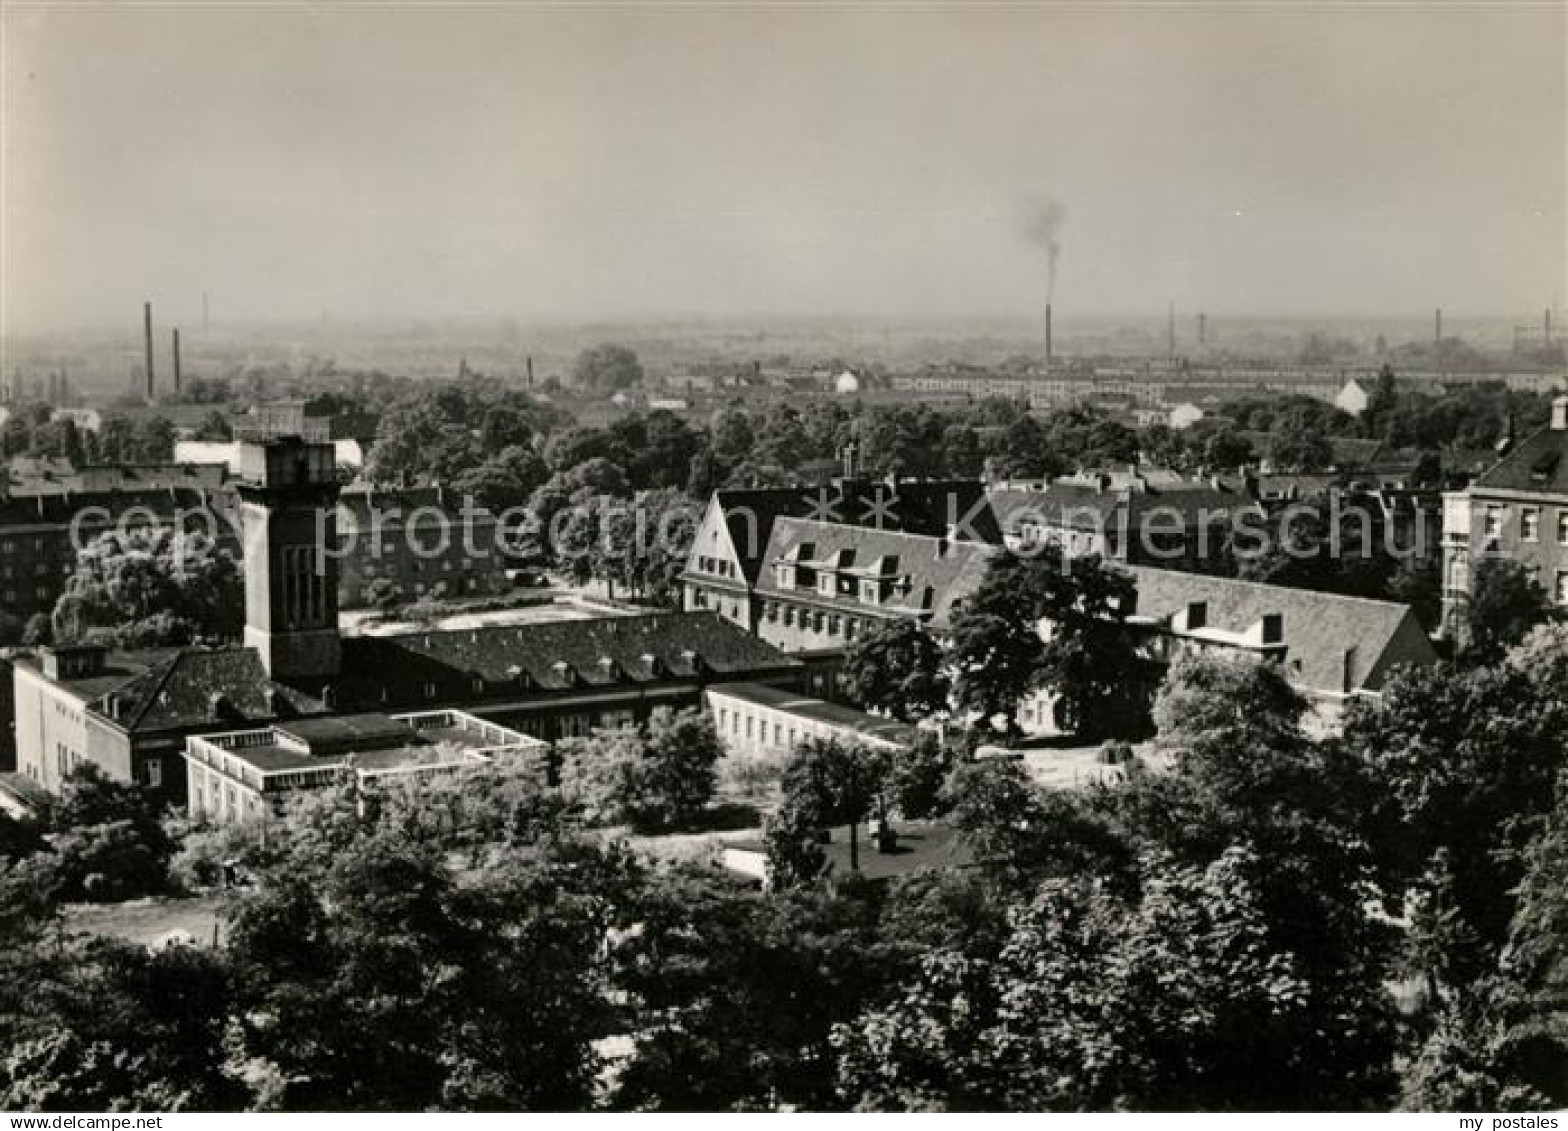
[5, 305, 1564, 346]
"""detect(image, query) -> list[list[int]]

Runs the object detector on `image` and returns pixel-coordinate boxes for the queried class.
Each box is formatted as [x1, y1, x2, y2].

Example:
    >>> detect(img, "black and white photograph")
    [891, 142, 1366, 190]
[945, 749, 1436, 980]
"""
[0, 0, 1564, 1117]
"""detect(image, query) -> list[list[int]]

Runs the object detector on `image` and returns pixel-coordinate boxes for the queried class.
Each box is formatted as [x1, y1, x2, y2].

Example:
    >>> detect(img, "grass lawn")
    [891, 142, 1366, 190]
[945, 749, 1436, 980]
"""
[63, 894, 231, 949]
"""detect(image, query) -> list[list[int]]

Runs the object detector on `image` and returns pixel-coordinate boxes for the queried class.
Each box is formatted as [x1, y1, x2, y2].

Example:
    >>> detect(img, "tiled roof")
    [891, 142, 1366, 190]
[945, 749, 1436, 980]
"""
[1122, 565, 1436, 696]
[711, 480, 997, 582]
[315, 610, 799, 710]
[756, 517, 996, 632]
[1472, 425, 1568, 497]
[101, 647, 323, 732]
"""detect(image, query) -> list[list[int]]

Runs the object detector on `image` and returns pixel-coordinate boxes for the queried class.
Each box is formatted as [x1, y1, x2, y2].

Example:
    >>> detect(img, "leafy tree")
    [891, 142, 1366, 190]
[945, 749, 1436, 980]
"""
[192, 411, 233, 441]
[1399, 784, 1568, 1111]
[43, 764, 176, 903]
[1270, 426, 1333, 472]
[839, 619, 951, 722]
[608, 411, 701, 490]
[1, 938, 241, 1111]
[225, 815, 633, 1111]
[949, 550, 1146, 740]
[1340, 660, 1566, 992]
[559, 708, 723, 833]
[1152, 650, 1305, 754]
[451, 444, 549, 512]
[52, 529, 242, 647]
[611, 865, 893, 1111]
[834, 848, 1334, 1111]
[884, 733, 953, 820]
[992, 414, 1065, 478]
[1200, 426, 1254, 471]
[771, 738, 890, 876]
[1465, 557, 1553, 663]
[572, 344, 643, 394]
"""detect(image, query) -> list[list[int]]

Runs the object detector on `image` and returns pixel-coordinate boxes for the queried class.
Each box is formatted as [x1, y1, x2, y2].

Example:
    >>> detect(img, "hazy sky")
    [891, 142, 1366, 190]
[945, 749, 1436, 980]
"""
[3, 3, 1564, 334]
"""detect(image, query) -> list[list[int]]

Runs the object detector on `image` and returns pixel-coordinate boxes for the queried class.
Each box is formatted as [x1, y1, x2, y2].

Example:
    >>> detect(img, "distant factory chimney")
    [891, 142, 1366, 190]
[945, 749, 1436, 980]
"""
[526, 355, 535, 386]
[172, 328, 182, 393]
[1044, 303, 1053, 371]
[1167, 301, 1176, 356]
[1197, 312, 1207, 347]
[1435, 307, 1443, 345]
[143, 301, 156, 402]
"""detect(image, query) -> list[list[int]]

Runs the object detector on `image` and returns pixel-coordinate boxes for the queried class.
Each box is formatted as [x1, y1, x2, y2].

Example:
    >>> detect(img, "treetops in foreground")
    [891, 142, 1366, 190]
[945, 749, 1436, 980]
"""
[1, 632, 1565, 1111]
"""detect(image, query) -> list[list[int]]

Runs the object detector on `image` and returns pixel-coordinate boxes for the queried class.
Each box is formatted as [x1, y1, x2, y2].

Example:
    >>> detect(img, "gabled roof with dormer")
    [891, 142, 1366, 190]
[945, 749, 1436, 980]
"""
[313, 610, 799, 711]
[697, 480, 998, 584]
[757, 517, 995, 632]
[1121, 565, 1436, 697]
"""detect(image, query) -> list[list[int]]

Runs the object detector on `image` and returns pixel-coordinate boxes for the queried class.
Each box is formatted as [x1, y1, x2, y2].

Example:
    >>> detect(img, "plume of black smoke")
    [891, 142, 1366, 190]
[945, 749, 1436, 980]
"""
[1025, 197, 1066, 301]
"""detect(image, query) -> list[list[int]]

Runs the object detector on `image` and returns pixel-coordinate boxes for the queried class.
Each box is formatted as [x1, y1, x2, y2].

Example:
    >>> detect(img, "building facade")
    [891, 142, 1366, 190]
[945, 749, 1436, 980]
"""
[1442, 395, 1568, 636]
[705, 682, 915, 763]
[9, 437, 805, 810]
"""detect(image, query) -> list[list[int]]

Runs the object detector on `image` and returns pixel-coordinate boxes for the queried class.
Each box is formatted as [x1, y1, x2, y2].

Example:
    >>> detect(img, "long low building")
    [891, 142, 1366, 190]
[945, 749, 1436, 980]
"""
[185, 708, 547, 827]
[705, 681, 915, 763]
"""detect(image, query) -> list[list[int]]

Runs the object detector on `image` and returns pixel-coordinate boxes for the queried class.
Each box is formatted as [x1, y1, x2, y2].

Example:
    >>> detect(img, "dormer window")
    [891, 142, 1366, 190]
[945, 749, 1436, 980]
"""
[775, 563, 795, 590]
[818, 573, 836, 597]
[860, 579, 880, 605]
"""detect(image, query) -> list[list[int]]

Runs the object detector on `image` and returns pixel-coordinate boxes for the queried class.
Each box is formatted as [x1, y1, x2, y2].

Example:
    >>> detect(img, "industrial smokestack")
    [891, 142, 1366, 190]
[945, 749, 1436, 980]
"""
[143, 302, 155, 401]
[526, 355, 535, 386]
[1167, 301, 1176, 356]
[1435, 307, 1443, 345]
[1197, 313, 1207, 347]
[172, 328, 182, 393]
[1044, 303, 1053, 370]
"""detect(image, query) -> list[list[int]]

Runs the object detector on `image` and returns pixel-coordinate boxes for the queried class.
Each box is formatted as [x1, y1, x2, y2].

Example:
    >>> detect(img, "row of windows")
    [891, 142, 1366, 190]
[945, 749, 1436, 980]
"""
[1, 586, 55, 603]
[775, 563, 907, 606]
[764, 600, 867, 642]
[716, 705, 803, 750]
[694, 554, 738, 579]
[1483, 505, 1568, 546]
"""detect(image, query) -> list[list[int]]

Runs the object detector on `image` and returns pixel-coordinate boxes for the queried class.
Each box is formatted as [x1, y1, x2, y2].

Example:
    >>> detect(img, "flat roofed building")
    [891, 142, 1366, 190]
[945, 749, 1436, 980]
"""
[705, 681, 915, 763]
[185, 708, 546, 826]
